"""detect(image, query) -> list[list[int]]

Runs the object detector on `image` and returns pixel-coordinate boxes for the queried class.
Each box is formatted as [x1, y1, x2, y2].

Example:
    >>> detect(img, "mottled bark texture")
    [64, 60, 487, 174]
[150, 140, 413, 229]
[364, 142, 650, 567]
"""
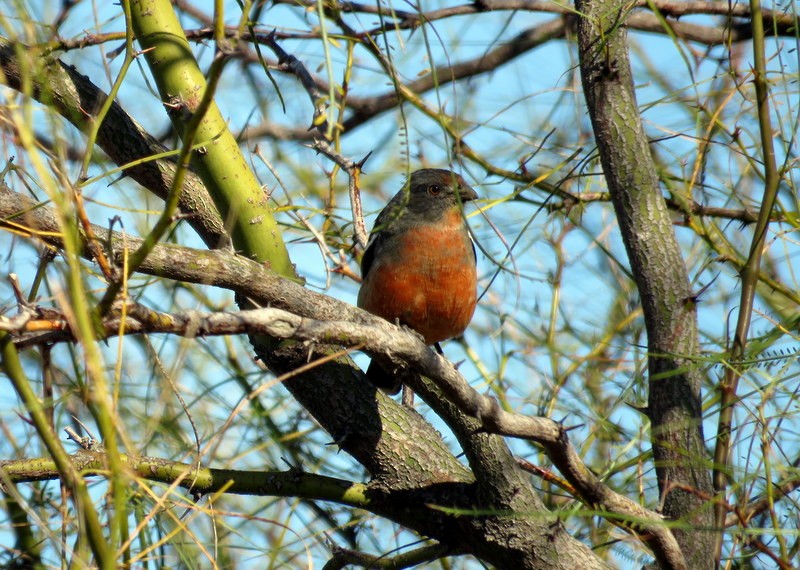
[251, 337, 608, 569]
[575, 1, 715, 568]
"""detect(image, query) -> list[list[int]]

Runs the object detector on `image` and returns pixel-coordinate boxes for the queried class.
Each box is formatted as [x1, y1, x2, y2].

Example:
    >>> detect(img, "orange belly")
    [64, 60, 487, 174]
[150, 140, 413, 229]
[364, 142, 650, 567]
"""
[358, 218, 477, 344]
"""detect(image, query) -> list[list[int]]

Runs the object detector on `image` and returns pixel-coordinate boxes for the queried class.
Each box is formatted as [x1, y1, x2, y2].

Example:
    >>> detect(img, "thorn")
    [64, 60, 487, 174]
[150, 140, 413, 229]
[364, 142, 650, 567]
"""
[356, 151, 373, 171]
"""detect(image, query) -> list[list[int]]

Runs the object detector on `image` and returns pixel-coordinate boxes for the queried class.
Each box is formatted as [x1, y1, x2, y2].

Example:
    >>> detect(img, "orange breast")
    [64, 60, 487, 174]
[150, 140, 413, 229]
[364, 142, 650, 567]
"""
[358, 211, 477, 344]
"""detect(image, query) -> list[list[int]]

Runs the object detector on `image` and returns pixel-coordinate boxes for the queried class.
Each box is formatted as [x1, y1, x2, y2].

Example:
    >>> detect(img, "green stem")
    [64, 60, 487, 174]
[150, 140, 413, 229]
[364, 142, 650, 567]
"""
[1, 333, 113, 568]
[127, 0, 295, 274]
[712, 0, 782, 560]
[8, 39, 125, 567]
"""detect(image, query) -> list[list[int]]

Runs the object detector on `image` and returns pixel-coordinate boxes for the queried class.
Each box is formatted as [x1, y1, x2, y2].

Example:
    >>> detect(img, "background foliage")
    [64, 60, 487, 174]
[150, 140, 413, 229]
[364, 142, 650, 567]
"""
[0, 0, 799, 568]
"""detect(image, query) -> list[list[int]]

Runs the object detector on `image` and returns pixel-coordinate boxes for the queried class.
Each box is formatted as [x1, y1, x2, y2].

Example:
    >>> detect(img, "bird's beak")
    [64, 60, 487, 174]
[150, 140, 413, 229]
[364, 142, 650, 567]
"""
[458, 183, 478, 202]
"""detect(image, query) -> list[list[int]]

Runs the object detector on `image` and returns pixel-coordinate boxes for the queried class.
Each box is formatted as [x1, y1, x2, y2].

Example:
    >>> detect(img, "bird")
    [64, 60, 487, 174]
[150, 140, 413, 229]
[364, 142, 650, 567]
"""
[357, 168, 478, 393]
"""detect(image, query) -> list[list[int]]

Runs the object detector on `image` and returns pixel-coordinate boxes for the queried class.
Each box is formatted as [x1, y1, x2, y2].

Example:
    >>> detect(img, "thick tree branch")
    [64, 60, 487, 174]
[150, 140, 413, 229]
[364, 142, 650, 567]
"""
[575, 1, 715, 568]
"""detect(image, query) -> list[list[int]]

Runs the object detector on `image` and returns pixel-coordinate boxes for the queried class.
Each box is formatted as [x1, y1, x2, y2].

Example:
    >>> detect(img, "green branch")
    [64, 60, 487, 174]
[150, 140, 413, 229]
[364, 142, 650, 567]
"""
[0, 333, 113, 569]
[1, 450, 371, 507]
[712, 0, 783, 560]
[128, 0, 295, 276]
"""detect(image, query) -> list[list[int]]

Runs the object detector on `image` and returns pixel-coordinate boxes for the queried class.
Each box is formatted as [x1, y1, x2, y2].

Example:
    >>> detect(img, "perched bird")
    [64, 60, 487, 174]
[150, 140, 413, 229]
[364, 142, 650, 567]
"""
[357, 168, 478, 393]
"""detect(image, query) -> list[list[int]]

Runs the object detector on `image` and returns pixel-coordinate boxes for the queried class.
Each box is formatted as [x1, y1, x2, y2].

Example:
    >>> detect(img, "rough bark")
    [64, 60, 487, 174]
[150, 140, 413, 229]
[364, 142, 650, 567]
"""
[575, 1, 716, 568]
[251, 337, 608, 569]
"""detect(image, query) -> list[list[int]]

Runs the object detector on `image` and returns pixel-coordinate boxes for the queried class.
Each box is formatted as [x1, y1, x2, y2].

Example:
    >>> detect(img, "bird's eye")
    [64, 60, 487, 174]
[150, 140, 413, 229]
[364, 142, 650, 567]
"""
[427, 184, 442, 196]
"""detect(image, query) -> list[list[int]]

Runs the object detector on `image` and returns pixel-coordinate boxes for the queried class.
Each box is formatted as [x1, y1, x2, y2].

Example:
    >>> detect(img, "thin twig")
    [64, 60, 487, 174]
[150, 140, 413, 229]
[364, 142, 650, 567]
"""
[309, 140, 372, 250]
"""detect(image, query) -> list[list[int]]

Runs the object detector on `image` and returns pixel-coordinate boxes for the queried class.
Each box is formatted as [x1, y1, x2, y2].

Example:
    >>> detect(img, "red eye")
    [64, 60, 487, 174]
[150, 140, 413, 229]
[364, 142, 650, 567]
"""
[427, 184, 441, 196]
